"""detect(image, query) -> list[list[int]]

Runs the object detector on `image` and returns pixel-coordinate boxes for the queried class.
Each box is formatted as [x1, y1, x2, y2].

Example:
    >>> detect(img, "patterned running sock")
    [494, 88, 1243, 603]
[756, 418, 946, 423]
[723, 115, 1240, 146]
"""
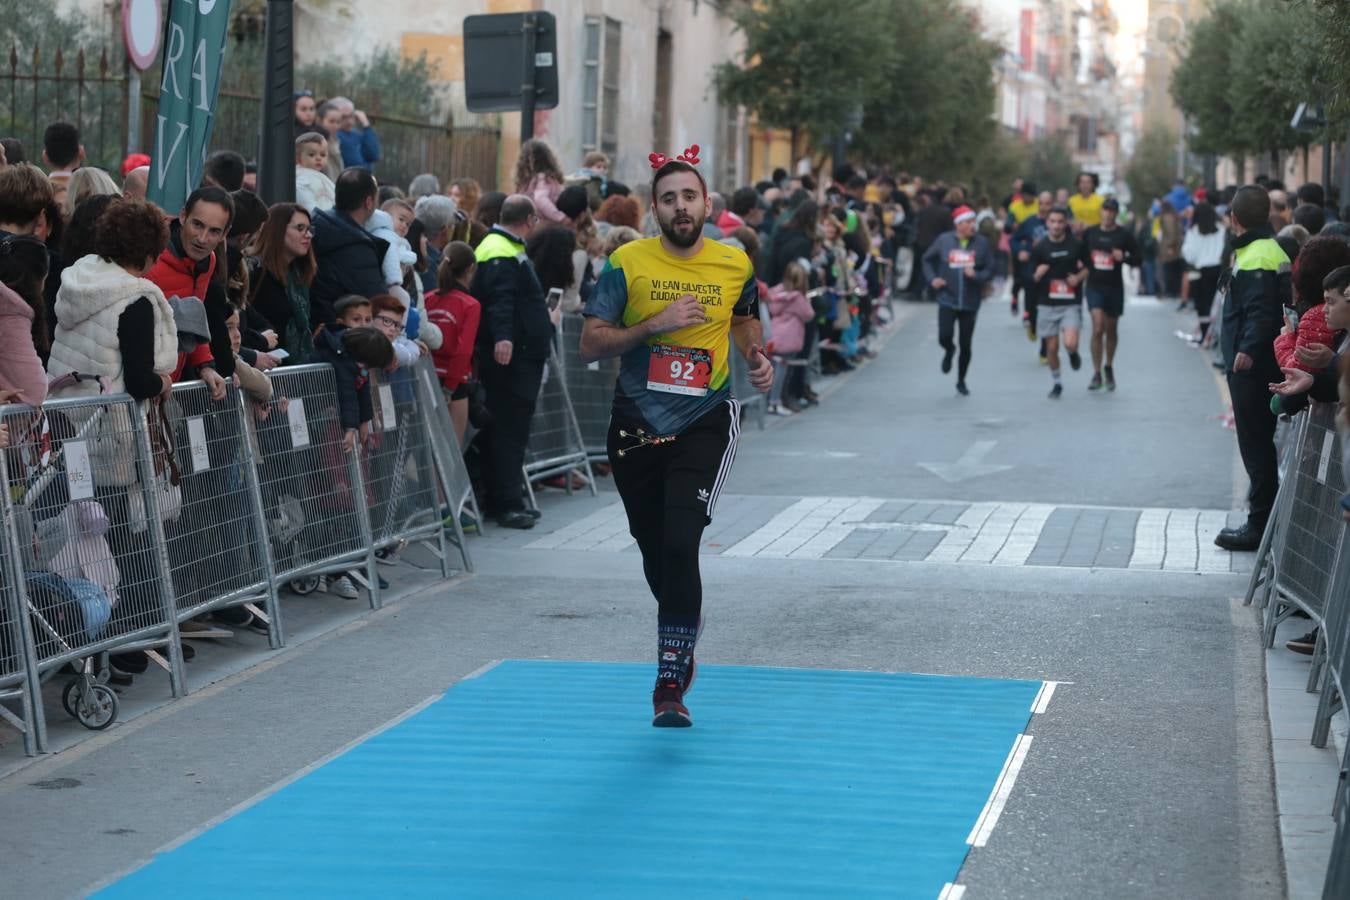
[657, 623, 698, 688]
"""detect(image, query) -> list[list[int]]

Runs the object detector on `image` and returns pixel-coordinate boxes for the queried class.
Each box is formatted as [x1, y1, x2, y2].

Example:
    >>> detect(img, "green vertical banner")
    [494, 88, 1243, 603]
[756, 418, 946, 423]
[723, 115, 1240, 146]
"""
[147, 0, 234, 214]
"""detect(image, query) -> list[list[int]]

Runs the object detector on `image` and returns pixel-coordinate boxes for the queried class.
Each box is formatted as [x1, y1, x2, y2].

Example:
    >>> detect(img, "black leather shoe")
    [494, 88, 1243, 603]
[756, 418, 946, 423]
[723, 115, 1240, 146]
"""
[495, 510, 537, 530]
[1215, 522, 1263, 551]
[523, 508, 542, 520]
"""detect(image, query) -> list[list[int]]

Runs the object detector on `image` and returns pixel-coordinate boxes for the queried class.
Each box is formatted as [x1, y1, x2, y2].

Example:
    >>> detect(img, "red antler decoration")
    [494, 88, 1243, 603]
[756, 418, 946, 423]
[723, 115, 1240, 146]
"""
[648, 144, 701, 169]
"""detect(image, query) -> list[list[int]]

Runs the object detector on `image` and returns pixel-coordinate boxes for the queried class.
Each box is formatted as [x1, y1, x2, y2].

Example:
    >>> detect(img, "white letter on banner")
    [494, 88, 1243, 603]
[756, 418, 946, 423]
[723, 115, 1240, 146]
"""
[198, 0, 218, 13]
[161, 21, 185, 97]
[191, 36, 210, 111]
[154, 116, 189, 187]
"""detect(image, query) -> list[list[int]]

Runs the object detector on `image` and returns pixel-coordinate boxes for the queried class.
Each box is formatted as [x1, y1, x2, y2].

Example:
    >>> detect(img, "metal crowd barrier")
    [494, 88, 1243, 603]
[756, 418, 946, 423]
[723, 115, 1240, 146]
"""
[253, 364, 380, 608]
[1238, 398, 1350, 898]
[0, 356, 478, 756]
[411, 357, 475, 572]
[522, 343, 597, 507]
[0, 497, 39, 755]
[0, 395, 187, 751]
[163, 382, 281, 647]
[1246, 404, 1347, 659]
[366, 363, 456, 579]
[558, 314, 620, 461]
[730, 347, 766, 431]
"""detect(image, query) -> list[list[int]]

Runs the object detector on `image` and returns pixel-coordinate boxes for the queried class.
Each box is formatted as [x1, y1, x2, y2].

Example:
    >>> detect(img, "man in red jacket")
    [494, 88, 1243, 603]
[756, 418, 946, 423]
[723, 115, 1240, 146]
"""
[147, 185, 234, 400]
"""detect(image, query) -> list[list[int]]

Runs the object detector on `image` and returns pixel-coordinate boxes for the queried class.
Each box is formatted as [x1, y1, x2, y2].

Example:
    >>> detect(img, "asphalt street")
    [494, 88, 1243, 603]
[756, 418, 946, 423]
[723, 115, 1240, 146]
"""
[0, 290, 1283, 898]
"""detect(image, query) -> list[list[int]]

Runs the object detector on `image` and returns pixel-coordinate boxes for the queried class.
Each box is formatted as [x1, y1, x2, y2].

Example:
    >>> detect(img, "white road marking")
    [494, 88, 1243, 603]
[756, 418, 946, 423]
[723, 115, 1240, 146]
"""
[1128, 508, 1170, 569]
[993, 503, 1056, 566]
[960, 502, 1027, 563]
[1163, 508, 1201, 571]
[938, 884, 966, 900]
[526, 495, 1244, 574]
[1030, 681, 1060, 714]
[967, 733, 1034, 847]
[524, 503, 626, 550]
[722, 496, 835, 557]
[788, 497, 886, 559]
[1195, 510, 1233, 574]
[927, 502, 1000, 562]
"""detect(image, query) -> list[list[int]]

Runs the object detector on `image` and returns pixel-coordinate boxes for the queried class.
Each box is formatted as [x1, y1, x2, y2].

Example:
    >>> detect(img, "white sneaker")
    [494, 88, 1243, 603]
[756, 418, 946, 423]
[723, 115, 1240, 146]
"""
[770, 404, 796, 417]
[328, 575, 359, 600]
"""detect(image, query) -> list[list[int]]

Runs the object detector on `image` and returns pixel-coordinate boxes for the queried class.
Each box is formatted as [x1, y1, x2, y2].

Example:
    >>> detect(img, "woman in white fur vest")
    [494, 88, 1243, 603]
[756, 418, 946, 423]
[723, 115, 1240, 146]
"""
[48, 197, 178, 410]
[44, 197, 180, 673]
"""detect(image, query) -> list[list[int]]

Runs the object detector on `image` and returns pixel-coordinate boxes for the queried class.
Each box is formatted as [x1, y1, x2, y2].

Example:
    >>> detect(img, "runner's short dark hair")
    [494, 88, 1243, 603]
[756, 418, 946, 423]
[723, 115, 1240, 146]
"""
[651, 160, 706, 198]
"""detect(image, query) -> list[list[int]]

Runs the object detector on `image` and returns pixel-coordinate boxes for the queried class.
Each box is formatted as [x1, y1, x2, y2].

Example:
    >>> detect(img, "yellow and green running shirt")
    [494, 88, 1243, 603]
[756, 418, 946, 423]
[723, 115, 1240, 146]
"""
[1068, 192, 1104, 228]
[584, 236, 758, 435]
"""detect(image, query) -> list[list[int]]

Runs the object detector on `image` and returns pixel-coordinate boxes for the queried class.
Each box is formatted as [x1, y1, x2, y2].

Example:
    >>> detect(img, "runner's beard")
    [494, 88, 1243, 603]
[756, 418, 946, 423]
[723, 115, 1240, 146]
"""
[659, 210, 704, 248]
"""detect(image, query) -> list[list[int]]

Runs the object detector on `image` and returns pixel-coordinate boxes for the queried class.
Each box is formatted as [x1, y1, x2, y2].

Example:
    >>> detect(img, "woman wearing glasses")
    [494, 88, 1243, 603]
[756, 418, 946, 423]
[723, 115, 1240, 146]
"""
[245, 203, 318, 363]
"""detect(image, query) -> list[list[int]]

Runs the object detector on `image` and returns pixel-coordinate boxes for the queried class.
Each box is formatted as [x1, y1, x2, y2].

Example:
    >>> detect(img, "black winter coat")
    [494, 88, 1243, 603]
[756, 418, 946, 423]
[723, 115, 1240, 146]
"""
[308, 324, 372, 430]
[309, 208, 388, 328]
[468, 229, 553, 362]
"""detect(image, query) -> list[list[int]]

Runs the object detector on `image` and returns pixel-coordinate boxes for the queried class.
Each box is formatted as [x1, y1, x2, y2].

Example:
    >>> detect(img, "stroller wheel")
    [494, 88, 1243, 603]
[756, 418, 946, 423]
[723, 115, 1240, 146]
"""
[64, 681, 118, 730]
[289, 575, 321, 596]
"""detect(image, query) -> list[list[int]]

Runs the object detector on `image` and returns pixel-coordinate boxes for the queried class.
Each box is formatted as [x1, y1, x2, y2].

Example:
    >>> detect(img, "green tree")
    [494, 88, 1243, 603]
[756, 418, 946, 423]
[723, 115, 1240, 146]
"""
[851, 0, 1002, 175]
[1125, 128, 1183, 211]
[714, 0, 890, 149]
[1170, 0, 1244, 157]
[1227, 2, 1306, 167]
[1025, 137, 1077, 194]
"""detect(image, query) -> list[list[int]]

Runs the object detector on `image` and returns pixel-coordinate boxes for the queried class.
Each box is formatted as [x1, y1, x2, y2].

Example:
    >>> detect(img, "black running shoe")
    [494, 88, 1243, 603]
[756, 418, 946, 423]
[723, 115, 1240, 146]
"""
[1048, 383, 1063, 399]
[941, 347, 954, 374]
[1104, 365, 1116, 391]
[652, 681, 692, 727]
[1088, 373, 1103, 391]
[956, 381, 970, 396]
[1068, 350, 1082, 371]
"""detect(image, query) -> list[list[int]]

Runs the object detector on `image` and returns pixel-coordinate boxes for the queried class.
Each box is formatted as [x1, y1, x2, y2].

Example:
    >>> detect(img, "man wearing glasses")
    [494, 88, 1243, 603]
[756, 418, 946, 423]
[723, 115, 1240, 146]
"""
[470, 195, 551, 529]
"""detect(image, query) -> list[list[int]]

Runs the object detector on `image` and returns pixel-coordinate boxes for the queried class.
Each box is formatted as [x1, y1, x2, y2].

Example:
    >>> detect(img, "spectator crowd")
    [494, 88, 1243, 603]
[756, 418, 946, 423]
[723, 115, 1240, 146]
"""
[1, 96, 1348, 691]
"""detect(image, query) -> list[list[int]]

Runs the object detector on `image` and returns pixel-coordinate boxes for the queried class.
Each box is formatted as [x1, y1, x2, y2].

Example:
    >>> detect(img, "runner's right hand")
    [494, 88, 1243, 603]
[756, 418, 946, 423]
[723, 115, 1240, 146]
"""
[648, 294, 706, 334]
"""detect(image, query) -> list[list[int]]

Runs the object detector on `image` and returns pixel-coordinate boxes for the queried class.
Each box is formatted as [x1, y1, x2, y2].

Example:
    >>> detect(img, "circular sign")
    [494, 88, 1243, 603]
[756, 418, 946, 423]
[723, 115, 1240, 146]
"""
[123, 0, 162, 72]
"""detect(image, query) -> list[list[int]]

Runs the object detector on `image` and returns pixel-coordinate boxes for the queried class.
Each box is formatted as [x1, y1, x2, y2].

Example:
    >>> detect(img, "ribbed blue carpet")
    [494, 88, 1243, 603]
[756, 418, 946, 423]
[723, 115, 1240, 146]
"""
[100, 661, 1041, 898]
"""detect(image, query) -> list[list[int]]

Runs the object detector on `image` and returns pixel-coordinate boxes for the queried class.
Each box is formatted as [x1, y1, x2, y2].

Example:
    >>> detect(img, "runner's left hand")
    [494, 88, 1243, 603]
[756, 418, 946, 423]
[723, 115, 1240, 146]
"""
[747, 344, 774, 393]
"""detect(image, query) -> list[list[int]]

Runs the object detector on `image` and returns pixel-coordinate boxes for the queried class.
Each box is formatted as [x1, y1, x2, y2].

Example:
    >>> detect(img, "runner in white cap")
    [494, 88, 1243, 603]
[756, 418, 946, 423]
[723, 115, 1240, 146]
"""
[922, 204, 994, 395]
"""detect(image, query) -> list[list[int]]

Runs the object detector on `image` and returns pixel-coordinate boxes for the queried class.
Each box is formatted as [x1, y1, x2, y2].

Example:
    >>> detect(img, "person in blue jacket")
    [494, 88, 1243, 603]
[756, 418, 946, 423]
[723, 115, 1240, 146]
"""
[331, 97, 381, 171]
[923, 205, 993, 395]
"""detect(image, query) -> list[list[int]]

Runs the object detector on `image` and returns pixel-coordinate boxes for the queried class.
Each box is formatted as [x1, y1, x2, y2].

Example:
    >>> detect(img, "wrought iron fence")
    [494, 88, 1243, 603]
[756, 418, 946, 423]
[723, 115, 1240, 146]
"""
[3, 40, 500, 193]
[2, 43, 129, 172]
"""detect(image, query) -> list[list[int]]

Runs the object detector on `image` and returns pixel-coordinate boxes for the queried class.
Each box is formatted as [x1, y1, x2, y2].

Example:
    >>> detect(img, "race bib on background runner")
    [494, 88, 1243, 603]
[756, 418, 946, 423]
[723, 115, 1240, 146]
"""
[1091, 250, 1115, 271]
[647, 344, 713, 397]
[947, 248, 975, 268]
[1049, 278, 1074, 299]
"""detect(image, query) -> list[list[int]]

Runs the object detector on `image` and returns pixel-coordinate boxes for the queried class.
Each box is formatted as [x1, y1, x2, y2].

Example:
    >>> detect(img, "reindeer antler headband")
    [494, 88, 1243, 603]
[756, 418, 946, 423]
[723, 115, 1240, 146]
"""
[648, 144, 701, 169]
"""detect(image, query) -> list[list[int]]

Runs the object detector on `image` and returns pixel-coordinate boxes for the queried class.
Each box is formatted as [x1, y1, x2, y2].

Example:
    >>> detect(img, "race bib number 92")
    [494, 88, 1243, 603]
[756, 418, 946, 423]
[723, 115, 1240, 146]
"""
[647, 344, 713, 397]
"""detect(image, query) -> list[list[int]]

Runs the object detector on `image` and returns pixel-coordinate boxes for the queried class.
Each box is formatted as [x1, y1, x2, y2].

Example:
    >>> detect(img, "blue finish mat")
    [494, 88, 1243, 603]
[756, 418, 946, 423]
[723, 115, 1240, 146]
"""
[100, 661, 1041, 899]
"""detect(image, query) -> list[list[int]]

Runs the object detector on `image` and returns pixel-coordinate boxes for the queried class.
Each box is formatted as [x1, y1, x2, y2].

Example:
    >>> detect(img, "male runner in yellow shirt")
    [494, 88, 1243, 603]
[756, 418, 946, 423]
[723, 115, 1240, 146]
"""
[580, 154, 773, 727]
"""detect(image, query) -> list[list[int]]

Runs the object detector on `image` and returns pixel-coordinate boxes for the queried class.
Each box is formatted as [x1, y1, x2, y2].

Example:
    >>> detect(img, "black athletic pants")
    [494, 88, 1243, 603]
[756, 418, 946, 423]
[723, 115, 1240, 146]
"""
[1228, 367, 1280, 526]
[479, 355, 545, 514]
[1193, 265, 1221, 338]
[607, 399, 738, 627]
[938, 306, 978, 381]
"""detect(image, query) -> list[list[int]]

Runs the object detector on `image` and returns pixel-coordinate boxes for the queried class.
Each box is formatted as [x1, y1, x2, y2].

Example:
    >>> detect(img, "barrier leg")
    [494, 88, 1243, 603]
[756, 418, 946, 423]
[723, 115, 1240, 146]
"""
[239, 398, 285, 649]
[349, 445, 381, 611]
[0, 447, 44, 754]
[132, 407, 188, 699]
